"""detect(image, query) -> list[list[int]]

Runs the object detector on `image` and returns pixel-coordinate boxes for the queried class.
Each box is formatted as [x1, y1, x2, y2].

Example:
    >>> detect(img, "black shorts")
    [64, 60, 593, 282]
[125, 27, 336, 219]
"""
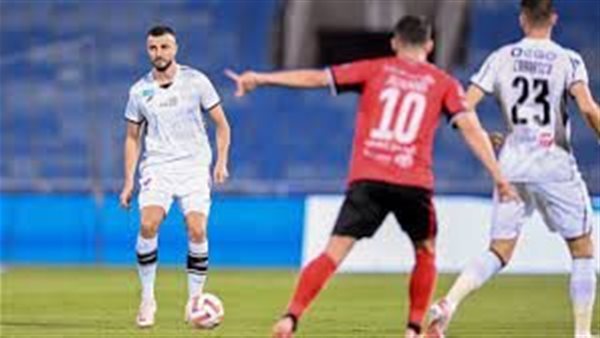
[332, 180, 437, 242]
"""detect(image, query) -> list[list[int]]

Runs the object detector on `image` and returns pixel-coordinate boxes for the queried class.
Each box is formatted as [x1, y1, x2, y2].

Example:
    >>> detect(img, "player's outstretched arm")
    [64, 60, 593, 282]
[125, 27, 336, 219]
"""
[570, 82, 600, 139]
[454, 113, 518, 202]
[208, 104, 231, 184]
[466, 84, 505, 150]
[120, 122, 142, 208]
[225, 69, 329, 97]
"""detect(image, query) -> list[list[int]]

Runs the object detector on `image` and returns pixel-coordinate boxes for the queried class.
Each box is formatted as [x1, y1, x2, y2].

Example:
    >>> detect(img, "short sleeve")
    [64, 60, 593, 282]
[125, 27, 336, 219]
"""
[124, 90, 144, 124]
[196, 73, 221, 111]
[328, 59, 379, 94]
[443, 78, 468, 118]
[566, 51, 588, 88]
[470, 51, 499, 94]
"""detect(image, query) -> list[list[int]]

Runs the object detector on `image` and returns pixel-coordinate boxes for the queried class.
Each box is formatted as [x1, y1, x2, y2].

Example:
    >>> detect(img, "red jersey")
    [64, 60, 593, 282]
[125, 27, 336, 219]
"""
[329, 56, 468, 190]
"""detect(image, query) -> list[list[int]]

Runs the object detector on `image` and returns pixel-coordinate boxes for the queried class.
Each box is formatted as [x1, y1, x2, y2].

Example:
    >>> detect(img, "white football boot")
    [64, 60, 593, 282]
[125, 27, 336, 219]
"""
[136, 298, 157, 328]
[426, 298, 455, 338]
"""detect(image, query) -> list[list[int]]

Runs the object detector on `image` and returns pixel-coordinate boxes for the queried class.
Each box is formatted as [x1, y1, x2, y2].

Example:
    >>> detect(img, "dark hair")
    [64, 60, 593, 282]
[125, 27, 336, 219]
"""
[393, 16, 432, 46]
[147, 25, 176, 37]
[521, 0, 554, 26]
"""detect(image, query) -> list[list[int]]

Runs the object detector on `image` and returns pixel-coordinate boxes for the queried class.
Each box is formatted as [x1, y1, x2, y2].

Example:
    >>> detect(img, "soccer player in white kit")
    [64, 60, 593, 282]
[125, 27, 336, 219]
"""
[118, 25, 231, 328]
[427, 1, 600, 337]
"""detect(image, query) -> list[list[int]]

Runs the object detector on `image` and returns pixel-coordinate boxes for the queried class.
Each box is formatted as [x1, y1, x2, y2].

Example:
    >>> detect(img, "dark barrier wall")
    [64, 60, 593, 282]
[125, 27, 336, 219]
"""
[0, 194, 305, 267]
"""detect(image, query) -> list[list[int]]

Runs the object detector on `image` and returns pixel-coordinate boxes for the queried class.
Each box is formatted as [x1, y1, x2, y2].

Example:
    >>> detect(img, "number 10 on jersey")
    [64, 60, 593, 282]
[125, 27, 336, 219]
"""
[370, 88, 426, 144]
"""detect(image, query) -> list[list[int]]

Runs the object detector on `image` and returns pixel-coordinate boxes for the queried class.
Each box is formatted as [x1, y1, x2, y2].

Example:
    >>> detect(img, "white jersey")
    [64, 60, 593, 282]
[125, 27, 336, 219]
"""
[471, 38, 588, 182]
[125, 65, 220, 171]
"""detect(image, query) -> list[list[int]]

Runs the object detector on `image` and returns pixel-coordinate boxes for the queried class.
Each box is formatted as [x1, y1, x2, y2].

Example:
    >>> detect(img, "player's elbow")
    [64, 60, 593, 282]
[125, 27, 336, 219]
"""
[460, 125, 486, 141]
[458, 120, 488, 144]
[580, 104, 600, 122]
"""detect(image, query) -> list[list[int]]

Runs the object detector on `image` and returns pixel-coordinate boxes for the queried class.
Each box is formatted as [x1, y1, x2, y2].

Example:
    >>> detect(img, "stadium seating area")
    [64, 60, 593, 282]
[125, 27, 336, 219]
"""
[1, 0, 598, 194]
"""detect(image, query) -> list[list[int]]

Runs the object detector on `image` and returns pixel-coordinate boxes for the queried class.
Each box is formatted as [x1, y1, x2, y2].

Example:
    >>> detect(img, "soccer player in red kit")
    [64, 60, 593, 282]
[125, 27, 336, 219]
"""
[227, 16, 517, 338]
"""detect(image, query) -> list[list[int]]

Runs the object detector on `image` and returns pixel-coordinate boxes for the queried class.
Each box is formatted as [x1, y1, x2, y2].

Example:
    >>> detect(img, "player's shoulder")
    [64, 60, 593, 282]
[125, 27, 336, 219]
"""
[560, 45, 584, 64]
[337, 56, 392, 69]
[419, 62, 458, 86]
[484, 41, 519, 61]
[128, 72, 153, 97]
[179, 64, 212, 82]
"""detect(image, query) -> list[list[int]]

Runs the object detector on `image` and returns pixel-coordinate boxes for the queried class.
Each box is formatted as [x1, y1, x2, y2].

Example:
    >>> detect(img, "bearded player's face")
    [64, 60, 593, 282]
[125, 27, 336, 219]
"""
[147, 34, 177, 72]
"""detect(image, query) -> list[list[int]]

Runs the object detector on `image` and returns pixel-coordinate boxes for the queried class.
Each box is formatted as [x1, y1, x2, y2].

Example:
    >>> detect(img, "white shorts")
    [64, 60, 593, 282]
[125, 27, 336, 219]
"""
[491, 177, 594, 240]
[138, 165, 211, 216]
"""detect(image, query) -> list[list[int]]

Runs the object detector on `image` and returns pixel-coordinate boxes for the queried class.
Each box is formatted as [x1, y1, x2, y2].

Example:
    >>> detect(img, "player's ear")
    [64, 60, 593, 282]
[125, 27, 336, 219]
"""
[519, 13, 528, 33]
[550, 12, 558, 26]
[424, 39, 434, 55]
[390, 36, 399, 53]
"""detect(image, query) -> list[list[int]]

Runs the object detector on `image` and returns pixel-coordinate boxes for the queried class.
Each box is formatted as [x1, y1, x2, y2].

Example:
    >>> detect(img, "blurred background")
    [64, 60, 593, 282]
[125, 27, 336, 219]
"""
[0, 0, 598, 269]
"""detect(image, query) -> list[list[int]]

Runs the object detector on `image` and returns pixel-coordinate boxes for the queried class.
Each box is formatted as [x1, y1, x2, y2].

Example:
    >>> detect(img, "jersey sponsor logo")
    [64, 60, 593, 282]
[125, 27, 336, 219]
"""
[538, 131, 554, 148]
[511, 128, 553, 148]
[511, 47, 557, 61]
[158, 96, 178, 108]
[362, 144, 416, 169]
[393, 145, 416, 168]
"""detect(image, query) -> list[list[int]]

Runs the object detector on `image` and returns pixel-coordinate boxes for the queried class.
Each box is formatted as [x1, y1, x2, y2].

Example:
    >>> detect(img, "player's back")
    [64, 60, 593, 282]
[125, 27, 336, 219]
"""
[471, 38, 588, 182]
[329, 56, 467, 190]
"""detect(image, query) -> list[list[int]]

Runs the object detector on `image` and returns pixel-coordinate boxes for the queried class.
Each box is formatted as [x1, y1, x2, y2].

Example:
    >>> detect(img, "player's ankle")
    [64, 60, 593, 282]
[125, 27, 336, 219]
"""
[282, 313, 299, 332]
[407, 322, 421, 335]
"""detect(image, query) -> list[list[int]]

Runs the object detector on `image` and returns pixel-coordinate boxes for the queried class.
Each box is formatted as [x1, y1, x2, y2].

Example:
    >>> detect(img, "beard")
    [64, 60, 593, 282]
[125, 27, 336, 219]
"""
[152, 58, 172, 72]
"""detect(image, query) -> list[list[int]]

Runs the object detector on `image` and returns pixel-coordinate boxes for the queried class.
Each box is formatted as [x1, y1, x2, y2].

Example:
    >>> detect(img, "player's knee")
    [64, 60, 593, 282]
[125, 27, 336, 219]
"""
[414, 238, 436, 256]
[188, 224, 206, 243]
[415, 245, 435, 265]
[567, 233, 594, 258]
[325, 235, 356, 264]
[489, 240, 516, 265]
[140, 217, 161, 238]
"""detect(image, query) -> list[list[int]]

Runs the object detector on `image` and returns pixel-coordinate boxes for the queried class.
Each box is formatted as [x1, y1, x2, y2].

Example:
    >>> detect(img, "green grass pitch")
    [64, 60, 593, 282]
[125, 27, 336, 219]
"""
[0, 267, 598, 337]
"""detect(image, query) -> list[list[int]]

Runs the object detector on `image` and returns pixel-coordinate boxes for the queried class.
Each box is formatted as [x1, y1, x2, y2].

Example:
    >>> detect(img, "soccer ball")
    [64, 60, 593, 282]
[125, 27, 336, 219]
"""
[188, 293, 224, 329]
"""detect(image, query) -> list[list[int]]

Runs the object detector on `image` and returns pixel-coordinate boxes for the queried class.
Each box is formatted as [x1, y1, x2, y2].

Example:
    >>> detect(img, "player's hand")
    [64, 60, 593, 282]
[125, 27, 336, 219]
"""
[119, 181, 134, 209]
[213, 160, 229, 184]
[495, 180, 519, 203]
[489, 132, 505, 151]
[224, 69, 261, 97]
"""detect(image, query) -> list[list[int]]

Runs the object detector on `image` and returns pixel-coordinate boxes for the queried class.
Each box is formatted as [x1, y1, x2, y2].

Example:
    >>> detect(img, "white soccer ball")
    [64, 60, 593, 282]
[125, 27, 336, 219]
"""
[188, 293, 224, 329]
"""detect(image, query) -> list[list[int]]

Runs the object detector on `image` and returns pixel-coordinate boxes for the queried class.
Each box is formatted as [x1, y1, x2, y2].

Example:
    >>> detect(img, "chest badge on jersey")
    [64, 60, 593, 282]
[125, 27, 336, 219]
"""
[142, 89, 155, 103]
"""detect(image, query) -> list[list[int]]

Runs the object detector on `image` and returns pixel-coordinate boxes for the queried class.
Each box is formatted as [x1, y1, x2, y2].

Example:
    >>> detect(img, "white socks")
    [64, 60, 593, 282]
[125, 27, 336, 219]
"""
[187, 240, 209, 298]
[136, 234, 158, 301]
[446, 250, 503, 307]
[570, 258, 597, 337]
[136, 235, 209, 301]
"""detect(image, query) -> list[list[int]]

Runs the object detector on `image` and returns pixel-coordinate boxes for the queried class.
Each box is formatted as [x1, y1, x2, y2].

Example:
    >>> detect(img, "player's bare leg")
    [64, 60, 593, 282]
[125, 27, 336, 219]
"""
[405, 239, 436, 338]
[566, 233, 597, 338]
[136, 206, 165, 328]
[184, 212, 209, 322]
[272, 235, 355, 338]
[427, 238, 517, 337]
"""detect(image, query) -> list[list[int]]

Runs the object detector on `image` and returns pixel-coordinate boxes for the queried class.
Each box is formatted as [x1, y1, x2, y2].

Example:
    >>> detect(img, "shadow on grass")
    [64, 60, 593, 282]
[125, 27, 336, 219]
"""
[0, 319, 133, 330]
